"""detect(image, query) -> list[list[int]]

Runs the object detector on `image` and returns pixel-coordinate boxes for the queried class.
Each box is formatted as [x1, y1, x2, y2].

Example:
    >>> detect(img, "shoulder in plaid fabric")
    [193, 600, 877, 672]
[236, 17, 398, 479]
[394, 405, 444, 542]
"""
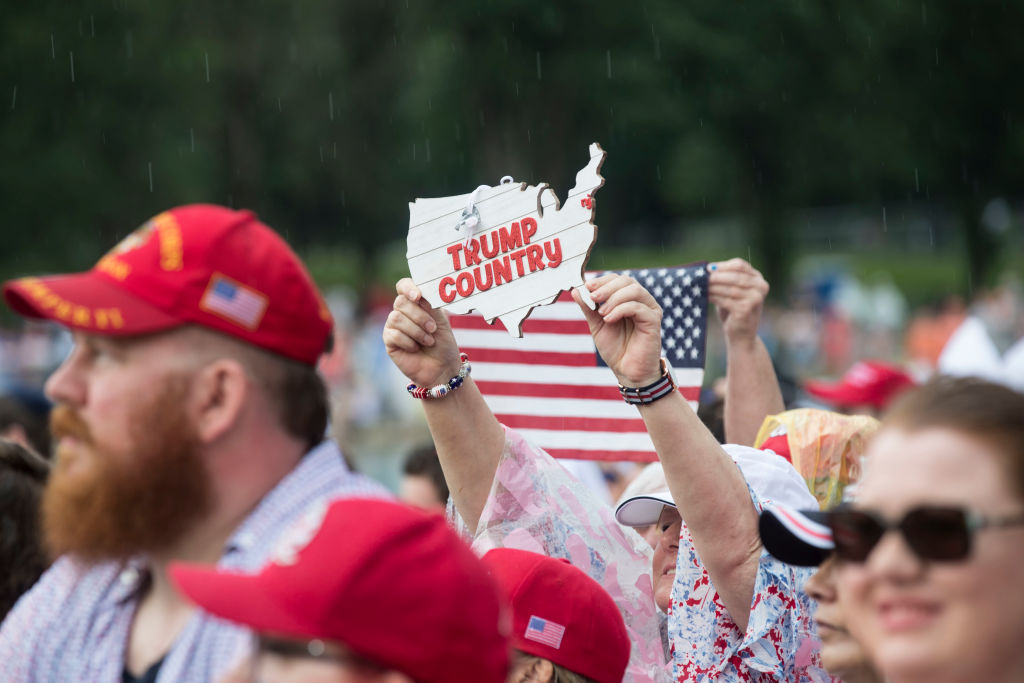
[406, 143, 606, 337]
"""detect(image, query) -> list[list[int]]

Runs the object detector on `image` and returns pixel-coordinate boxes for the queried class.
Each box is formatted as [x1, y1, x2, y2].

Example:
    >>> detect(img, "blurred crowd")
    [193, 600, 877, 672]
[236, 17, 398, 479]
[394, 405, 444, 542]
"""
[0, 204, 1022, 683]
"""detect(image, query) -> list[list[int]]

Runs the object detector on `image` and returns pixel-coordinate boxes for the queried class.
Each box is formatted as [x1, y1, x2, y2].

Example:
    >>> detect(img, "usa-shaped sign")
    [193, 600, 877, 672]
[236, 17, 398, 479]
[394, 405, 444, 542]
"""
[407, 143, 606, 337]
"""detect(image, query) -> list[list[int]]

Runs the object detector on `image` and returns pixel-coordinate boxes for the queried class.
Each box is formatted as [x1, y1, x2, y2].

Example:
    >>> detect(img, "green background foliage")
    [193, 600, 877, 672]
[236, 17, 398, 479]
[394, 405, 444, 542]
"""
[2, 1, 1022, 299]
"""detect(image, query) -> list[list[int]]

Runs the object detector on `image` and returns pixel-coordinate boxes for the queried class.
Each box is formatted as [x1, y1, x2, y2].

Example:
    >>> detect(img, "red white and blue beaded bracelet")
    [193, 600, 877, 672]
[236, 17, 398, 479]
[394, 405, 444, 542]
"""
[618, 358, 676, 405]
[406, 353, 471, 399]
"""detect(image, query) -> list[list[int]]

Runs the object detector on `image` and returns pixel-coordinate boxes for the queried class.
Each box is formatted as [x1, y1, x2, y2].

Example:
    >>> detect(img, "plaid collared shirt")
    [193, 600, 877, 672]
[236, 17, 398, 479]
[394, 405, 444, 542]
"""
[0, 439, 389, 682]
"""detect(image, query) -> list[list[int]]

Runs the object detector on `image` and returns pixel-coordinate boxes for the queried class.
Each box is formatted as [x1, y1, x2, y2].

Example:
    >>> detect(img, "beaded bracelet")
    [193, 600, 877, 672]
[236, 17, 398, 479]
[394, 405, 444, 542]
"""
[407, 353, 471, 399]
[618, 357, 676, 405]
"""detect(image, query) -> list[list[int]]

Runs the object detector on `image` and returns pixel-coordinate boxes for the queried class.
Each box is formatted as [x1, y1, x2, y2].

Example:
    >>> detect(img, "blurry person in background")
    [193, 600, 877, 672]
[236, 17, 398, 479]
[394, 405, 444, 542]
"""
[0, 205, 386, 682]
[484, 548, 630, 683]
[804, 360, 915, 417]
[0, 388, 52, 457]
[760, 505, 882, 683]
[172, 498, 508, 683]
[0, 439, 51, 620]
[835, 377, 1024, 683]
[399, 444, 448, 512]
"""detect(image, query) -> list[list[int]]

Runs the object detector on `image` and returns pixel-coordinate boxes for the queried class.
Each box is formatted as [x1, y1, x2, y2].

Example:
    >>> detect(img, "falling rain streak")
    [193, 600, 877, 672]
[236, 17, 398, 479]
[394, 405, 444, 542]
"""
[204, 53, 210, 82]
[10, 86, 16, 110]
[69, 52, 75, 82]
[328, 92, 334, 121]
[147, 163, 154, 192]
[535, 52, 542, 80]
[190, 128, 195, 153]
[50, 34, 55, 60]
[606, 50, 612, 79]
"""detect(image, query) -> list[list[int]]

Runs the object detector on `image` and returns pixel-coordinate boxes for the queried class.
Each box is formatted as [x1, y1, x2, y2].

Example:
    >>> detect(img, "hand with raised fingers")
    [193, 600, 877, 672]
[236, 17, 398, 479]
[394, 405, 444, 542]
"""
[382, 278, 462, 387]
[572, 274, 663, 387]
[707, 258, 769, 344]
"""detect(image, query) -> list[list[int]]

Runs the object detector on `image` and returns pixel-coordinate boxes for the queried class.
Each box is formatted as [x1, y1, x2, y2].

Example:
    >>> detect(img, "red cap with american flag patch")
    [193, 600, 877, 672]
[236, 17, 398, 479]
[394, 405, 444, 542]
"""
[2, 204, 333, 365]
[481, 548, 630, 683]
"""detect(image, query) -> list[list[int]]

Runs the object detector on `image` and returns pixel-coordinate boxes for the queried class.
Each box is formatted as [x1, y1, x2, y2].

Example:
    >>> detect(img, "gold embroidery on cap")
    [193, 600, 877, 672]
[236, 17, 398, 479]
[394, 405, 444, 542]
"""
[18, 279, 124, 330]
[155, 213, 183, 272]
[96, 255, 131, 281]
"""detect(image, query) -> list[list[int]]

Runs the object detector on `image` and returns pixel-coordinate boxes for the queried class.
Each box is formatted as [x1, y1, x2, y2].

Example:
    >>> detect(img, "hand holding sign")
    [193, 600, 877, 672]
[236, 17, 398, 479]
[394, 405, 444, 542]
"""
[407, 143, 606, 337]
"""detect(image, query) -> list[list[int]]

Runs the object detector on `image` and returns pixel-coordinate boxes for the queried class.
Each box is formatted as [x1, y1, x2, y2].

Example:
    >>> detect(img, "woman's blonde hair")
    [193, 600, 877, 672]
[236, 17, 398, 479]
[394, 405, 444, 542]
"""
[515, 654, 599, 683]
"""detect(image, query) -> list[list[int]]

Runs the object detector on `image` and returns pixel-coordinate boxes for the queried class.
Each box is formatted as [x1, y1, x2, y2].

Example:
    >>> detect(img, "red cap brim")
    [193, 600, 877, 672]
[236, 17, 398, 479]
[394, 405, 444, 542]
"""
[170, 563, 317, 640]
[3, 272, 181, 335]
[804, 379, 876, 407]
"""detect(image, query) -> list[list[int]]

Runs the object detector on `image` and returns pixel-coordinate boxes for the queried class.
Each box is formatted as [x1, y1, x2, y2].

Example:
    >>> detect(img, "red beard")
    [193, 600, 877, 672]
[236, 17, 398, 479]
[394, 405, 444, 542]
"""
[43, 378, 213, 563]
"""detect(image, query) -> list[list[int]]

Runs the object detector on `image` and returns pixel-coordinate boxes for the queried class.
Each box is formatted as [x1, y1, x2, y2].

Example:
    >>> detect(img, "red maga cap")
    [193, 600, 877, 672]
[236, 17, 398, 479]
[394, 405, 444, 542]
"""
[2, 205, 333, 365]
[170, 498, 509, 683]
[805, 360, 915, 410]
[482, 548, 630, 683]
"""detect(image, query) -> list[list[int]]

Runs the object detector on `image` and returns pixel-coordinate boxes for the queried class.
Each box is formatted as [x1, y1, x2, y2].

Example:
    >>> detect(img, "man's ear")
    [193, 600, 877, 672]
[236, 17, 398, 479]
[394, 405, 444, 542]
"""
[190, 359, 249, 444]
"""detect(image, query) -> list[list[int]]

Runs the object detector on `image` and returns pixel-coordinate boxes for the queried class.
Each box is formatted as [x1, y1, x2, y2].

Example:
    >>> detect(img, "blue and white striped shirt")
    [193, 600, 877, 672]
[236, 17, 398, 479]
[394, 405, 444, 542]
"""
[0, 440, 389, 682]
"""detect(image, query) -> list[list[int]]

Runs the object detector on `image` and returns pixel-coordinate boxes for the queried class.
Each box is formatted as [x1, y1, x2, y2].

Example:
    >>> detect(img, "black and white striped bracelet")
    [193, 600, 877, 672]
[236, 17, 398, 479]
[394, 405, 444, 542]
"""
[618, 358, 676, 405]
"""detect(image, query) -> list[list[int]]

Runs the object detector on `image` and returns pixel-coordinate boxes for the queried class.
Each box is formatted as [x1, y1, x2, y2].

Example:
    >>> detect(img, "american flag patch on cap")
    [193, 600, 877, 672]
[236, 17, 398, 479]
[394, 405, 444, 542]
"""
[200, 273, 268, 330]
[524, 615, 565, 649]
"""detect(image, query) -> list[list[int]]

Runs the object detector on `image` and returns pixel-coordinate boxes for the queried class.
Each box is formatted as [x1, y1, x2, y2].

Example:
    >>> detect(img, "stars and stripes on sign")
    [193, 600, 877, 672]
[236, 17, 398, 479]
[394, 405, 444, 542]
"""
[524, 615, 567, 649]
[449, 262, 708, 462]
[200, 274, 268, 330]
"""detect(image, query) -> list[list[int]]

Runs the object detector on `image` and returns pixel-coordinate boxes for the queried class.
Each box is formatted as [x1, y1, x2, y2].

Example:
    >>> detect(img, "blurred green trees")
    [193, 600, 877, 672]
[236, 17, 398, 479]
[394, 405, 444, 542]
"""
[2, 0, 1021, 292]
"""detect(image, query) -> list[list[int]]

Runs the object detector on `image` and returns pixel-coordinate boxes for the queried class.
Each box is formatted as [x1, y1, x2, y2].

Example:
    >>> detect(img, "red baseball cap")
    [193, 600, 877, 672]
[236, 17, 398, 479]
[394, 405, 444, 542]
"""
[481, 548, 630, 683]
[170, 498, 509, 683]
[805, 360, 915, 410]
[2, 205, 332, 365]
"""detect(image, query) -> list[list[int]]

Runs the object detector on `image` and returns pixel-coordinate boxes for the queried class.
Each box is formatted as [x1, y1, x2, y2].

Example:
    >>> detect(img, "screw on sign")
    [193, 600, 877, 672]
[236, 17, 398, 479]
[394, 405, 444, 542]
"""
[406, 143, 606, 337]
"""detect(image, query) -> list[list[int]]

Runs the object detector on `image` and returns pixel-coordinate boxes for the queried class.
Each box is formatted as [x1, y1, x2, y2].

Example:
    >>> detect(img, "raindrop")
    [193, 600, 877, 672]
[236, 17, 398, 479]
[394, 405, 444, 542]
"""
[189, 127, 195, 152]
[882, 206, 888, 231]
[535, 51, 542, 80]
[651, 25, 661, 60]
[425, 138, 431, 163]
[699, 118, 703, 128]
[101, 131, 106, 145]
[914, 168, 919, 192]
[656, 164, 661, 181]
[333, 142, 337, 160]
[277, 97, 282, 113]
[147, 162, 153, 192]
[412, 143, 416, 161]
[934, 48, 939, 66]
[527, 129, 531, 143]
[50, 34, 55, 60]
[10, 85, 16, 110]
[69, 52, 75, 82]
[319, 146, 324, 163]
[606, 50, 612, 79]
[515, 81, 519, 97]
[204, 52, 210, 82]
[328, 91, 334, 121]
[90, 16, 95, 38]
[921, 2, 927, 25]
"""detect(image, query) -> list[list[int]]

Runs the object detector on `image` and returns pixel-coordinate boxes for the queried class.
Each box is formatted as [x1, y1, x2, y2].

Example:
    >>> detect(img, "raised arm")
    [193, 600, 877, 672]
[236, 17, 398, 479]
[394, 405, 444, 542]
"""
[382, 278, 505, 533]
[708, 258, 784, 446]
[574, 274, 762, 631]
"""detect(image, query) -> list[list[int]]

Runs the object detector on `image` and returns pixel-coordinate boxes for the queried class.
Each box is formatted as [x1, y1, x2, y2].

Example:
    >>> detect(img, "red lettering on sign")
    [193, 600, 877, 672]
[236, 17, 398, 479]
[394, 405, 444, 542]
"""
[464, 238, 483, 266]
[439, 277, 457, 303]
[492, 255, 512, 285]
[455, 272, 475, 298]
[473, 263, 493, 291]
[544, 238, 563, 268]
[499, 223, 523, 253]
[510, 249, 528, 277]
[479, 231, 500, 259]
[447, 244, 464, 271]
[526, 244, 546, 273]
[521, 216, 538, 244]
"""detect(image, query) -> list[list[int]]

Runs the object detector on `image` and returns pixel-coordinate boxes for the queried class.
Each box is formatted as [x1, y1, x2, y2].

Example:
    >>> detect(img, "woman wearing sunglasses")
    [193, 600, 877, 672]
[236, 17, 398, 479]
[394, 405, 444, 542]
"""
[833, 376, 1024, 683]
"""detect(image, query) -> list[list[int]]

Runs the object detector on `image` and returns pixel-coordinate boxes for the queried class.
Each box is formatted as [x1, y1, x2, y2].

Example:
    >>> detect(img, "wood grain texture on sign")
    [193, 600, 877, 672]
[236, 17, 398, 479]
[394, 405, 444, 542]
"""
[407, 142, 605, 337]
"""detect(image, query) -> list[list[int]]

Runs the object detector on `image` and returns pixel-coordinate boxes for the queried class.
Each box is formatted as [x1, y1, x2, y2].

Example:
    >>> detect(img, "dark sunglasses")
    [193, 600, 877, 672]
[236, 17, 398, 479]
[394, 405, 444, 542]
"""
[828, 505, 1024, 563]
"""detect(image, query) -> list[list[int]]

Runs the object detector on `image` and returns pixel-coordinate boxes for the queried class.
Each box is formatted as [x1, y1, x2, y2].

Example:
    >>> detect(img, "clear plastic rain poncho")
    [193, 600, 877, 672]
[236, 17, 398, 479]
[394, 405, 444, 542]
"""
[451, 426, 670, 682]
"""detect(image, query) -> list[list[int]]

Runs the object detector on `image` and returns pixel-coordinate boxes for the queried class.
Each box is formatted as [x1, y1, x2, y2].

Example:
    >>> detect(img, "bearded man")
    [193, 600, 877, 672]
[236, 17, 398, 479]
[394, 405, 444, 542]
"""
[0, 205, 387, 682]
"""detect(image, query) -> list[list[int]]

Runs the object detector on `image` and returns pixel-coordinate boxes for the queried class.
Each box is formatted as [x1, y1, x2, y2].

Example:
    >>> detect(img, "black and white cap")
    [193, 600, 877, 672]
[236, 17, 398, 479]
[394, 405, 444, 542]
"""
[758, 504, 834, 567]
